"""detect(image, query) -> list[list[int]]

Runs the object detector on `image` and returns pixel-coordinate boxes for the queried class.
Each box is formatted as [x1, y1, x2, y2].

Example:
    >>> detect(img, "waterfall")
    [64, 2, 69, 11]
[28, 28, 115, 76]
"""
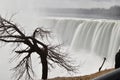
[41, 17, 120, 62]
[52, 19, 83, 45]
[71, 19, 120, 61]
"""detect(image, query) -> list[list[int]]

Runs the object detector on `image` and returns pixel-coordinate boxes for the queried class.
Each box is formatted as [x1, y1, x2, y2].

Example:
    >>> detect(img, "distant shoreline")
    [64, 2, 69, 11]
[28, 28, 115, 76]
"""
[37, 6, 120, 20]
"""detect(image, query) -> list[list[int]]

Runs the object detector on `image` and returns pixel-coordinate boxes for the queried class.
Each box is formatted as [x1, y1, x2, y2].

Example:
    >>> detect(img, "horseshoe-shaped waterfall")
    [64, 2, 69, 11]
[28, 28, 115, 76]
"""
[39, 17, 120, 77]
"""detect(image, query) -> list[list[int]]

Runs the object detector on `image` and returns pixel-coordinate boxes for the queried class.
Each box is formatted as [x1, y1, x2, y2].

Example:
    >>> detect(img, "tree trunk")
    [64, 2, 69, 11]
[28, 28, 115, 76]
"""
[40, 51, 48, 80]
[35, 43, 48, 80]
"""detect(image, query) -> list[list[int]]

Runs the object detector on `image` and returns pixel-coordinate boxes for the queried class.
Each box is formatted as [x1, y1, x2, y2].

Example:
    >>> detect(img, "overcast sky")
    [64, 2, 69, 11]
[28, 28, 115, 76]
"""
[0, 0, 120, 16]
[0, 0, 120, 11]
[36, 0, 120, 8]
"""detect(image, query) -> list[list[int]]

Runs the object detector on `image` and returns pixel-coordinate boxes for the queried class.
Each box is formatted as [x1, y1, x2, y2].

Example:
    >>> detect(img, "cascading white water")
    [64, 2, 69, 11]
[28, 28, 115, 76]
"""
[71, 20, 120, 61]
[35, 18, 120, 78]
[41, 18, 120, 64]
[52, 19, 83, 45]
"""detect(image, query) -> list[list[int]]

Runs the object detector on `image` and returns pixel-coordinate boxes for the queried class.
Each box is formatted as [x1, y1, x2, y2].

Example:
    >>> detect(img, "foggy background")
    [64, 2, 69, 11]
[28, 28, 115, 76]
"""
[0, 0, 120, 80]
[0, 0, 120, 19]
[0, 0, 120, 14]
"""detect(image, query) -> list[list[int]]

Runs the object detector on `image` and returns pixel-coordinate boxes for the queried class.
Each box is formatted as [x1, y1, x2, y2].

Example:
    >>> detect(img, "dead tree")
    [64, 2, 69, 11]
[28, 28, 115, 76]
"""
[0, 16, 75, 80]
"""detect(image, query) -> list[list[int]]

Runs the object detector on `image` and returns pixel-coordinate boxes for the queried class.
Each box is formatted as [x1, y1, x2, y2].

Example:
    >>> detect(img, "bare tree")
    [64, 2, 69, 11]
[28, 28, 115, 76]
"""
[0, 16, 75, 80]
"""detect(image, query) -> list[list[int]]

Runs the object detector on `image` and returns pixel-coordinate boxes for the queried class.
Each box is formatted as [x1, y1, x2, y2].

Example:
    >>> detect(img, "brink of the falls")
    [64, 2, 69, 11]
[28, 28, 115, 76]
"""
[38, 17, 120, 78]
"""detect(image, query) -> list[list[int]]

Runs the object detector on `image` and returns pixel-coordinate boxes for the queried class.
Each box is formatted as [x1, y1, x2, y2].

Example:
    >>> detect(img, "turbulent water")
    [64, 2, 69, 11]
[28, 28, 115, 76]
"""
[35, 17, 120, 78]
[41, 18, 120, 61]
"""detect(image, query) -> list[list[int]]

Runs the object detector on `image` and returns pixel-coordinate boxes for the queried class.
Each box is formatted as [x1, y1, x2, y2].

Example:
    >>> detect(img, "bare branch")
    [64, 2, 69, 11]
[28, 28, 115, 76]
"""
[33, 27, 51, 38]
[0, 16, 25, 37]
[12, 53, 34, 80]
[15, 47, 31, 54]
[28, 37, 47, 48]
[47, 48, 76, 73]
[0, 39, 24, 43]
[0, 35, 24, 39]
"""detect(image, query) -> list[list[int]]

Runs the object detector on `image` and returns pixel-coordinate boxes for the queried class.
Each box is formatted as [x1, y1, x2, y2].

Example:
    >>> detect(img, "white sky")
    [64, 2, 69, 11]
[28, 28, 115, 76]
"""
[35, 0, 120, 8]
[0, 0, 119, 17]
[0, 0, 120, 11]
